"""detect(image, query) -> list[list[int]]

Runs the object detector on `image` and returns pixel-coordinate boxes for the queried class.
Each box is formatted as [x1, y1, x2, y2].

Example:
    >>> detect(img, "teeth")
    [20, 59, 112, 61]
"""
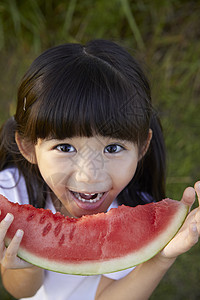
[73, 192, 103, 203]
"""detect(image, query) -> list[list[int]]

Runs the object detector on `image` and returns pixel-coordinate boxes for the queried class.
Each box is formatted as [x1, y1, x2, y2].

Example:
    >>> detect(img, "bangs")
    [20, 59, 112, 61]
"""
[25, 54, 151, 146]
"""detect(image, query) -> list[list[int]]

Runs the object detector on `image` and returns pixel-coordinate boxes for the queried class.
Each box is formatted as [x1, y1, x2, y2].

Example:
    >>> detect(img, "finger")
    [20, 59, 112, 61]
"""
[0, 229, 22, 267]
[2, 229, 31, 269]
[0, 213, 14, 242]
[4, 230, 23, 264]
[180, 187, 196, 209]
[193, 205, 200, 235]
[0, 213, 14, 256]
[187, 223, 199, 247]
[194, 181, 200, 205]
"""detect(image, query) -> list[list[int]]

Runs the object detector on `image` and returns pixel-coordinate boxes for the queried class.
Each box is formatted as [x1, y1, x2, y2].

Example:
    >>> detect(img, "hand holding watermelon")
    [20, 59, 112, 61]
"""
[159, 181, 200, 260]
[0, 211, 34, 269]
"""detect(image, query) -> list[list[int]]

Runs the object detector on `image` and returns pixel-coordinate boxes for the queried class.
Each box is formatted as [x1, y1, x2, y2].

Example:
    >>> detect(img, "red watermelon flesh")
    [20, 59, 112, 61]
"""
[0, 195, 188, 275]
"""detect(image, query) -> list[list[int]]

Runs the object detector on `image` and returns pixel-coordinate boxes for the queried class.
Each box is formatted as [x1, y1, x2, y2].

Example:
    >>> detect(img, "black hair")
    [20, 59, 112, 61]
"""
[0, 39, 166, 208]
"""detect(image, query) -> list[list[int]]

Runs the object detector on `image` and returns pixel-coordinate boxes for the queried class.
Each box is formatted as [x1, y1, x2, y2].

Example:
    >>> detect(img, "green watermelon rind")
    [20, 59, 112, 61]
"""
[4, 202, 188, 275]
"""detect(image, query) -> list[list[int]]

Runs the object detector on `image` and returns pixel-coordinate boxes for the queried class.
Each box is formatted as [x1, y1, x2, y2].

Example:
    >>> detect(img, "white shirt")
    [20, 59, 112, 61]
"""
[0, 167, 134, 300]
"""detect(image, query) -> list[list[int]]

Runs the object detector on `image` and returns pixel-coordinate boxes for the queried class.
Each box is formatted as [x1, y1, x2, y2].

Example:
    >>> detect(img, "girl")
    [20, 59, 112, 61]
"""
[0, 39, 199, 300]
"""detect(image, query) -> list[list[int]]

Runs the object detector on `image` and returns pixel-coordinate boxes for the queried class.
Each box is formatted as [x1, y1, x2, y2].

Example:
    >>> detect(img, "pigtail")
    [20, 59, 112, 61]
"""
[0, 117, 19, 170]
[147, 113, 166, 201]
[0, 117, 47, 208]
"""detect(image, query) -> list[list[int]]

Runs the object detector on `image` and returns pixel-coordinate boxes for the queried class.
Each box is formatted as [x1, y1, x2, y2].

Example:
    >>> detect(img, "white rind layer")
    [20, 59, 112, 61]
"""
[5, 202, 188, 275]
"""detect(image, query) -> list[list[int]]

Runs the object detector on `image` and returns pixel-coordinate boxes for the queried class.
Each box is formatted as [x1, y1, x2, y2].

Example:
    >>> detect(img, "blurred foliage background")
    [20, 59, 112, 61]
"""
[0, 0, 200, 299]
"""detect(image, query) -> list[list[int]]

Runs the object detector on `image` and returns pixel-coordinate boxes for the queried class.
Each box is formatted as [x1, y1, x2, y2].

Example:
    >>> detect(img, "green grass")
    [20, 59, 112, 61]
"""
[0, 0, 200, 299]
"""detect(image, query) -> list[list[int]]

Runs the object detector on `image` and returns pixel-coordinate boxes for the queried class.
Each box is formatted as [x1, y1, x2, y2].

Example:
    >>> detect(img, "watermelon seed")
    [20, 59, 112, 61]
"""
[39, 215, 47, 224]
[54, 223, 62, 237]
[42, 222, 52, 236]
[26, 213, 35, 221]
[69, 226, 75, 241]
[59, 234, 65, 246]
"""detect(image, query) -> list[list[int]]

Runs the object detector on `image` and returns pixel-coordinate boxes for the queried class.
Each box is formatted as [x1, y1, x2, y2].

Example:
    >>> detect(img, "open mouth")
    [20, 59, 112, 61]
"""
[69, 189, 109, 212]
[71, 191, 104, 203]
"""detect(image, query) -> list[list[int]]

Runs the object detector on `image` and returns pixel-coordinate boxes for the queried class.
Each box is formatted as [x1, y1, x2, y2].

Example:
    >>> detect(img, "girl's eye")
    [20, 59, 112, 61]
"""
[104, 144, 124, 154]
[55, 144, 76, 153]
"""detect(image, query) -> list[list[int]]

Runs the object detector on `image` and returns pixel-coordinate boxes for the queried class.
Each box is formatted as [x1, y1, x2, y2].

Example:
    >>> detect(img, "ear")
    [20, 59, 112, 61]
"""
[139, 129, 152, 160]
[15, 132, 37, 164]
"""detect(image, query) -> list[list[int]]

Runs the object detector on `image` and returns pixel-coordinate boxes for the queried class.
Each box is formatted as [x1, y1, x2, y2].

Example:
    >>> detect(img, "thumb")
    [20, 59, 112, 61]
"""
[194, 181, 200, 206]
[180, 186, 195, 210]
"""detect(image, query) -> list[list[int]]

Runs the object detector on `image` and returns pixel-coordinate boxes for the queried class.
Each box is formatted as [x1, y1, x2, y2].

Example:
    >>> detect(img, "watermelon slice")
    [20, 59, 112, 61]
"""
[0, 195, 188, 275]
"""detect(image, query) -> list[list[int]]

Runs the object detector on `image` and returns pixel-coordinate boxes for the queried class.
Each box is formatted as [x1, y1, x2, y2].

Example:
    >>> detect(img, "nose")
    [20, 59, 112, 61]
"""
[73, 153, 107, 184]
[75, 166, 97, 183]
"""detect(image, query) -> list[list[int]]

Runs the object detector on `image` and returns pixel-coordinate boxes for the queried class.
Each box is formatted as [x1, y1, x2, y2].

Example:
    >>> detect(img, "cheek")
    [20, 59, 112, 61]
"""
[44, 172, 67, 192]
[110, 158, 138, 191]
[37, 156, 74, 198]
[36, 155, 64, 189]
[119, 164, 137, 187]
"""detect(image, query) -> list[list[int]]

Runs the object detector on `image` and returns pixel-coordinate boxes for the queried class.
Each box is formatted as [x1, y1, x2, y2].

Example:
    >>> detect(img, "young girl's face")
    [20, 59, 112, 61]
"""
[27, 135, 141, 218]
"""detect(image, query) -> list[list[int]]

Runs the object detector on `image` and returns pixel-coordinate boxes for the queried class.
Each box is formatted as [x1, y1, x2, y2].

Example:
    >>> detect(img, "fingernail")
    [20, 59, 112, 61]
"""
[4, 213, 13, 222]
[16, 229, 23, 238]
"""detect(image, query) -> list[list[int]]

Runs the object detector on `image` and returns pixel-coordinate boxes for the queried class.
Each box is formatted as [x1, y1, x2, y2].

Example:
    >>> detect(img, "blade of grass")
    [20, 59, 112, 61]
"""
[8, 0, 21, 35]
[0, 16, 5, 50]
[20, 0, 45, 52]
[120, 0, 145, 51]
[62, 0, 77, 36]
